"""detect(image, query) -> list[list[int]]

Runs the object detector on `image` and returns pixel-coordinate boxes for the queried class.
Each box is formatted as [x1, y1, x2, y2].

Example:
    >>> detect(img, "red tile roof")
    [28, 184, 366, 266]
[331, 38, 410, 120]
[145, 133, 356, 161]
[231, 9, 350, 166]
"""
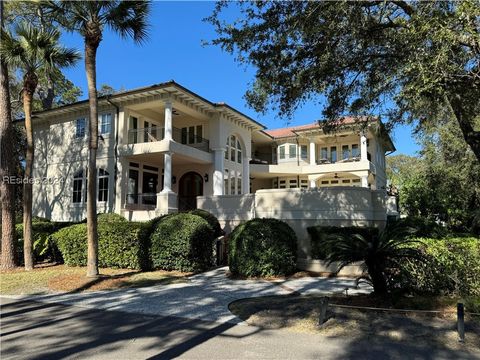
[264, 116, 374, 139]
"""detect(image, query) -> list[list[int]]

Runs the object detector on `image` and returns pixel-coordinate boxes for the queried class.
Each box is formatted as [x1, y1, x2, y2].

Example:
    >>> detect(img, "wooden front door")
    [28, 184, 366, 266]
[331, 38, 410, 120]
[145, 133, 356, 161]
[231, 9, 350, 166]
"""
[178, 172, 203, 211]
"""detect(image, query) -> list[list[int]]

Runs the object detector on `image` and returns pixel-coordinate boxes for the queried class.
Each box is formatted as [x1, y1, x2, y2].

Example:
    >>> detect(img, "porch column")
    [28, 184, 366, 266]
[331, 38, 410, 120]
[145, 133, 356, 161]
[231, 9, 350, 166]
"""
[213, 148, 225, 195]
[309, 140, 316, 165]
[164, 100, 173, 141]
[361, 174, 369, 188]
[162, 152, 173, 192]
[242, 156, 250, 194]
[360, 133, 368, 161]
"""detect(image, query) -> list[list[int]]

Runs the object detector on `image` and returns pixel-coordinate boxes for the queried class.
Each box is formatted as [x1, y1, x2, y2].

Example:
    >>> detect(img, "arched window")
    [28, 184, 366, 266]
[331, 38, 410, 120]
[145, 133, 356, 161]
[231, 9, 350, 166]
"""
[225, 135, 242, 164]
[72, 170, 84, 203]
[98, 169, 109, 202]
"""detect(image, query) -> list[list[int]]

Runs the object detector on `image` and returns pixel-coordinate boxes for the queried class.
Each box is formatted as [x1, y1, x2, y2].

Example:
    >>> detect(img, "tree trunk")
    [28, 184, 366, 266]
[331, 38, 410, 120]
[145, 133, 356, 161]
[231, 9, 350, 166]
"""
[0, 0, 17, 270]
[447, 94, 480, 163]
[22, 74, 37, 271]
[85, 39, 99, 278]
[365, 259, 388, 295]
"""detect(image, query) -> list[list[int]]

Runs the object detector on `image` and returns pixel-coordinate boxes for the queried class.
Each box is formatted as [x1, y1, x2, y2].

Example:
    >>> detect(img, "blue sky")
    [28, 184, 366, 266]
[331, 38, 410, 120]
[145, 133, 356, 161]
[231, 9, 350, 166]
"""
[60, 1, 420, 156]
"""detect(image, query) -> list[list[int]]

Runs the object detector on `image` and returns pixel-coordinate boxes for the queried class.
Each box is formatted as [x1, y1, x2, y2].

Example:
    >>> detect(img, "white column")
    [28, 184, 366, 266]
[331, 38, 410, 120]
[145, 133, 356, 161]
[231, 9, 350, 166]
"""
[213, 148, 225, 195]
[309, 179, 317, 188]
[309, 140, 316, 165]
[242, 156, 250, 194]
[162, 152, 173, 193]
[360, 133, 368, 161]
[164, 100, 172, 141]
[361, 175, 369, 188]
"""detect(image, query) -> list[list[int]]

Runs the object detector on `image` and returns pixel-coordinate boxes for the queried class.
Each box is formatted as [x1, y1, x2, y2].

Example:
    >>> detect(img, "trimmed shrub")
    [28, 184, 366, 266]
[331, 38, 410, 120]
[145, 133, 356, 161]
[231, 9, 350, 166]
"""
[189, 209, 224, 238]
[52, 221, 149, 270]
[307, 226, 379, 260]
[398, 237, 480, 296]
[150, 213, 215, 272]
[97, 213, 127, 223]
[15, 220, 73, 262]
[229, 218, 297, 277]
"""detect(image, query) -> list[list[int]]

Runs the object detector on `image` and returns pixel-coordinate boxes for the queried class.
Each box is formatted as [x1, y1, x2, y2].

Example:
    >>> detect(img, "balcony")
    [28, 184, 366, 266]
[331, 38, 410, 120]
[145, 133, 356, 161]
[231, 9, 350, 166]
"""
[127, 127, 210, 153]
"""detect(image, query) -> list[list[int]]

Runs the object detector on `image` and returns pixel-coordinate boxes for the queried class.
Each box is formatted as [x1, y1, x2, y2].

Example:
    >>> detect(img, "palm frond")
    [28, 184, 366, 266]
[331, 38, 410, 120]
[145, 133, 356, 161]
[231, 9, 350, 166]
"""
[105, 1, 151, 44]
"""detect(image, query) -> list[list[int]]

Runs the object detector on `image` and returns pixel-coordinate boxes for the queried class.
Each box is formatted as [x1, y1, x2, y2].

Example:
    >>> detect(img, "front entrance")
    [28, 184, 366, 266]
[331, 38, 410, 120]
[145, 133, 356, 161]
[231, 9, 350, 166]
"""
[178, 171, 203, 211]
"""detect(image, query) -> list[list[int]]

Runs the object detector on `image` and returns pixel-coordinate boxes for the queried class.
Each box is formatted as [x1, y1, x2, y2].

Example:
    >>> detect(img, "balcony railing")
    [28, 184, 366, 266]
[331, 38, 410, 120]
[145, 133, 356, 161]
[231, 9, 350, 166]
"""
[127, 127, 210, 152]
[250, 153, 363, 166]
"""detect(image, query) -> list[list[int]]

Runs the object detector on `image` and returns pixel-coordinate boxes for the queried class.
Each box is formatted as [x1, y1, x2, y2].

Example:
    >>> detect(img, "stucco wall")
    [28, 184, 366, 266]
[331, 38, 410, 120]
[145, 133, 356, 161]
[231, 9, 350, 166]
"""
[198, 187, 389, 270]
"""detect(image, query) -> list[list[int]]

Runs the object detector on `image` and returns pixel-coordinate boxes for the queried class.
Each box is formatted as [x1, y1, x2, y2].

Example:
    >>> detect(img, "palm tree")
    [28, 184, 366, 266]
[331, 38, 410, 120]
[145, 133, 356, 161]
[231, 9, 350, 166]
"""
[0, 23, 79, 270]
[0, 0, 17, 270]
[319, 223, 423, 295]
[51, 1, 150, 277]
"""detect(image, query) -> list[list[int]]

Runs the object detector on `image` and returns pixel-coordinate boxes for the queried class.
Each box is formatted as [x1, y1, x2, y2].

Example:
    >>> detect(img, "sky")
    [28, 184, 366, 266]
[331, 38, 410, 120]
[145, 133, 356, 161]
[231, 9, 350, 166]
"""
[60, 1, 420, 156]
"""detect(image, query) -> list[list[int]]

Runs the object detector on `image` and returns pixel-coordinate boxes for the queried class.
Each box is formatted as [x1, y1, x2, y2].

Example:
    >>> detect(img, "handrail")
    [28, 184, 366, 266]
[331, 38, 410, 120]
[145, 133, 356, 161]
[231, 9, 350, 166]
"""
[127, 126, 210, 152]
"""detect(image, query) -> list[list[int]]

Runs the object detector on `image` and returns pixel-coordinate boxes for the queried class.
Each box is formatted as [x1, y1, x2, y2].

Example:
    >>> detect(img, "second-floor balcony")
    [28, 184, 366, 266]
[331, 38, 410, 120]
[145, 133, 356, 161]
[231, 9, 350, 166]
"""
[127, 126, 210, 153]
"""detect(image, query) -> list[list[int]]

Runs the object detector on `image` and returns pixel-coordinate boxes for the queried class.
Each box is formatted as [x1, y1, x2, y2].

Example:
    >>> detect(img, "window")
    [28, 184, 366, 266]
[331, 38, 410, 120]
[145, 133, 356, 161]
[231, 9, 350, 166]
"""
[98, 169, 109, 202]
[226, 135, 243, 163]
[129, 116, 138, 143]
[99, 113, 112, 135]
[342, 145, 350, 160]
[237, 140, 242, 164]
[352, 144, 360, 158]
[320, 147, 328, 160]
[181, 125, 203, 145]
[330, 146, 337, 163]
[279, 145, 285, 159]
[144, 121, 150, 142]
[224, 169, 229, 194]
[127, 169, 139, 204]
[237, 177, 242, 195]
[72, 170, 84, 203]
[289, 145, 297, 158]
[75, 118, 86, 138]
[301, 145, 308, 160]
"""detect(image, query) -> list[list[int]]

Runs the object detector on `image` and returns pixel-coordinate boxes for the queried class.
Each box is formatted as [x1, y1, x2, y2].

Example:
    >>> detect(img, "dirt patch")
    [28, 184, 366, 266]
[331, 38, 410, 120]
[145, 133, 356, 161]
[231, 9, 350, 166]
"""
[229, 294, 480, 354]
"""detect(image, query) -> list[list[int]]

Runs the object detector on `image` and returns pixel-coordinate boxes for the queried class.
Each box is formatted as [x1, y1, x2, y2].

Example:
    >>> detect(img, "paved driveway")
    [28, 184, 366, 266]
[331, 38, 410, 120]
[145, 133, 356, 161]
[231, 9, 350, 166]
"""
[4, 267, 371, 324]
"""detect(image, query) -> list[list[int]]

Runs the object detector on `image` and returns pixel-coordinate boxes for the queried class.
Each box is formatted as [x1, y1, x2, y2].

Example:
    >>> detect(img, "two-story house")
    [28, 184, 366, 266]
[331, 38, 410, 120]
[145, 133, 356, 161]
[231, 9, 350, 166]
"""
[29, 80, 395, 227]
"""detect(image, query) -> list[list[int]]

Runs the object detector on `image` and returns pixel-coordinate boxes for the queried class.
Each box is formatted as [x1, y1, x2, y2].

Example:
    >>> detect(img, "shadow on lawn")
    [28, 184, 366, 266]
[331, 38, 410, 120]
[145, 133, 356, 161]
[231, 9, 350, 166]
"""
[47, 269, 187, 293]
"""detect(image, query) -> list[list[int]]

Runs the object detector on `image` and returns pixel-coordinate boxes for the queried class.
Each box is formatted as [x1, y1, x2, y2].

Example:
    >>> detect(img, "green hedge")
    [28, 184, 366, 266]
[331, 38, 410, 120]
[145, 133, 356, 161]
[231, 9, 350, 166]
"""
[150, 213, 215, 272]
[398, 237, 480, 296]
[52, 220, 150, 270]
[15, 219, 73, 262]
[189, 209, 224, 238]
[307, 226, 379, 260]
[229, 218, 297, 277]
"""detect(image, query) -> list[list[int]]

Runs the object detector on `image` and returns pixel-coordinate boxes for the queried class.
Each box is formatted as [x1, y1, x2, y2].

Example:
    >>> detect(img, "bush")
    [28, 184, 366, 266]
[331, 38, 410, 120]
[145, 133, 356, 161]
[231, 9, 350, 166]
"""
[189, 209, 224, 238]
[52, 220, 149, 270]
[307, 226, 379, 260]
[398, 237, 480, 296]
[392, 216, 449, 238]
[229, 218, 297, 277]
[150, 213, 215, 272]
[97, 213, 127, 223]
[15, 220, 72, 263]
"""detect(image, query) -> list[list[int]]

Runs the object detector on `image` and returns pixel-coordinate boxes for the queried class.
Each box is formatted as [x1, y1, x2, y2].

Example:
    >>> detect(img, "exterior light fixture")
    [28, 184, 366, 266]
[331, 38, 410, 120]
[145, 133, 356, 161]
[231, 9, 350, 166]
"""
[204, 173, 209, 182]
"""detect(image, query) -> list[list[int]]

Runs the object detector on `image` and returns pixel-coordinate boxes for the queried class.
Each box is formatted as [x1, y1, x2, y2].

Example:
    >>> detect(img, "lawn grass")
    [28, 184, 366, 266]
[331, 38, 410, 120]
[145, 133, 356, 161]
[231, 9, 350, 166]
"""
[0, 263, 189, 295]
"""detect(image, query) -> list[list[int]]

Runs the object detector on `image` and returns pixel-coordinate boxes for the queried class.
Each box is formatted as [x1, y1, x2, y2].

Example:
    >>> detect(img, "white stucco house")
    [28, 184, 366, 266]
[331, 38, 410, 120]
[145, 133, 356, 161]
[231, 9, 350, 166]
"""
[29, 81, 397, 269]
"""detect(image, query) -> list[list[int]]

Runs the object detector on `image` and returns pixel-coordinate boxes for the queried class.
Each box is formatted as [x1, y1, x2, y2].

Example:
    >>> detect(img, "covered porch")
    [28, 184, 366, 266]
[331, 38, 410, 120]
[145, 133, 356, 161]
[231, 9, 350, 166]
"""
[116, 149, 214, 221]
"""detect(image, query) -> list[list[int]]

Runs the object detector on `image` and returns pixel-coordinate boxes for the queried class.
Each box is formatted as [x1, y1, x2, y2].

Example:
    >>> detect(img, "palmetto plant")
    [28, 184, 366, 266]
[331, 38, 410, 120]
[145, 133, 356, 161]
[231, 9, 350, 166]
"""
[0, 22, 79, 270]
[321, 223, 423, 295]
[48, 0, 151, 277]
